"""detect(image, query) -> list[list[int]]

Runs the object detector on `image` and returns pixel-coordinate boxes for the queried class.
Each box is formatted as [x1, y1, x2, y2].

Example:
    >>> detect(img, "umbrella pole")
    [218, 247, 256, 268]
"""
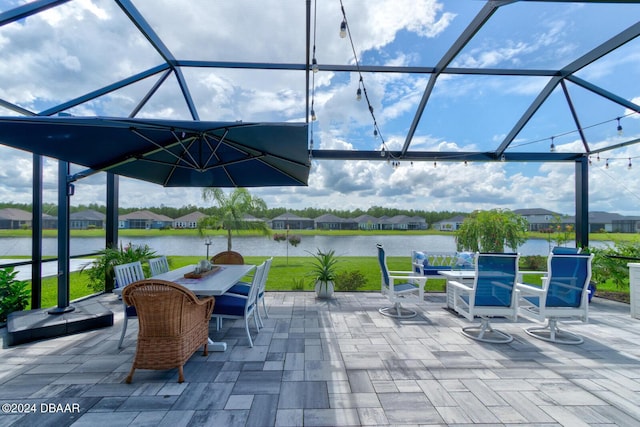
[48, 161, 75, 315]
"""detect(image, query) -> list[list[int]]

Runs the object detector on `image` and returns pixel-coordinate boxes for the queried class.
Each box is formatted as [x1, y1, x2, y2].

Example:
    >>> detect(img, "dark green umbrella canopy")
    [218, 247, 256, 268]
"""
[0, 116, 310, 187]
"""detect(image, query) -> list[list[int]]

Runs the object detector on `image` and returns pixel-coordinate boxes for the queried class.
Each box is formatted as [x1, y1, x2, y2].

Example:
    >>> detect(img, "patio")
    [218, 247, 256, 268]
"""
[1, 292, 640, 427]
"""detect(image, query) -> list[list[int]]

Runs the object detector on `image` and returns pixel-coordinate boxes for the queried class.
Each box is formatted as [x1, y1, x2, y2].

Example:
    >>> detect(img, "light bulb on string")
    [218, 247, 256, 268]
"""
[380, 147, 385, 157]
[501, 154, 506, 162]
[550, 137, 555, 152]
[373, 128, 378, 139]
[311, 108, 317, 121]
[605, 158, 609, 169]
[617, 117, 623, 136]
[339, 19, 347, 38]
[433, 160, 437, 168]
[356, 87, 362, 101]
[588, 157, 592, 166]
[628, 158, 632, 170]
[464, 160, 468, 167]
[596, 153, 600, 162]
[311, 57, 319, 73]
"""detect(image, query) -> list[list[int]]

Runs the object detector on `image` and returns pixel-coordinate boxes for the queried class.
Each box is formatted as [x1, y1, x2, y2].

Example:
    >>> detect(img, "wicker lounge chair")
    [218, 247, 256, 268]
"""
[122, 280, 215, 383]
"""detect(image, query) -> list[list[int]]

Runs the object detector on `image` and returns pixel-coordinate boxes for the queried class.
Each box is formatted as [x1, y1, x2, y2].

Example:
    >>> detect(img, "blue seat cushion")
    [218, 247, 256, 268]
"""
[227, 282, 250, 296]
[423, 266, 451, 276]
[125, 305, 137, 317]
[213, 294, 252, 317]
[393, 282, 419, 292]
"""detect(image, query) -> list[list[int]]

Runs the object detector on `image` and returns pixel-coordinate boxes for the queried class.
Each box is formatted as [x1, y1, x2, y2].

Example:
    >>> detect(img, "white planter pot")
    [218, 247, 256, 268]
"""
[315, 281, 335, 298]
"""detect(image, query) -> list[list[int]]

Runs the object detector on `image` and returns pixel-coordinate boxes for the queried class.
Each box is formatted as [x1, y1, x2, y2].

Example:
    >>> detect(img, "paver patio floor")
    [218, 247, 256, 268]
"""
[1, 292, 640, 426]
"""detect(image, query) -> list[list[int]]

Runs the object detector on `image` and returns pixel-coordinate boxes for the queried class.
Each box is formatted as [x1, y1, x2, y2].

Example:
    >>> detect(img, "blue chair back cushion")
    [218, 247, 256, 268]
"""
[474, 254, 517, 307]
[546, 254, 590, 307]
[377, 245, 390, 287]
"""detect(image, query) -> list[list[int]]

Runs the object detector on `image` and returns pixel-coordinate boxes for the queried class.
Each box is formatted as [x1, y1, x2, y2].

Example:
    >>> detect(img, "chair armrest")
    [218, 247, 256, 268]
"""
[389, 275, 426, 285]
[515, 283, 545, 296]
[448, 280, 472, 292]
[389, 270, 415, 275]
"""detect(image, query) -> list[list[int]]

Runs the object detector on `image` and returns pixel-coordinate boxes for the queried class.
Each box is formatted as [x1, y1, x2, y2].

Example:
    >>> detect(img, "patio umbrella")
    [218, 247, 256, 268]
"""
[0, 116, 310, 187]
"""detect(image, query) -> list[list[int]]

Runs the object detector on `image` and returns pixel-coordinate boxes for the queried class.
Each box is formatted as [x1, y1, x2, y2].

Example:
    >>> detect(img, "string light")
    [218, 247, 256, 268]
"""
[433, 160, 437, 168]
[311, 107, 317, 121]
[605, 158, 609, 169]
[510, 111, 639, 150]
[339, 0, 386, 160]
[628, 158, 632, 169]
[464, 160, 468, 167]
[549, 137, 555, 152]
[617, 117, 623, 136]
[501, 154, 506, 162]
[311, 57, 319, 73]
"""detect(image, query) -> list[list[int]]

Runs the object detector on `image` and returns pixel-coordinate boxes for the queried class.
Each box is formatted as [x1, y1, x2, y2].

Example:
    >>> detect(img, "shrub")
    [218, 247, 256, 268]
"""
[520, 255, 546, 271]
[80, 242, 156, 292]
[292, 277, 307, 290]
[0, 267, 30, 323]
[334, 270, 367, 291]
[589, 240, 640, 289]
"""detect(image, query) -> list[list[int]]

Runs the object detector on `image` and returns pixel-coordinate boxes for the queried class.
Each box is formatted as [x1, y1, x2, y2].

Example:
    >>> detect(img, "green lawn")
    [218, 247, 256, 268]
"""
[25, 255, 617, 309]
[30, 255, 450, 309]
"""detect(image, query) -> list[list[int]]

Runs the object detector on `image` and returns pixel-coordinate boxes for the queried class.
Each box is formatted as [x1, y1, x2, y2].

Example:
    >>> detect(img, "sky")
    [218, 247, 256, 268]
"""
[0, 0, 639, 216]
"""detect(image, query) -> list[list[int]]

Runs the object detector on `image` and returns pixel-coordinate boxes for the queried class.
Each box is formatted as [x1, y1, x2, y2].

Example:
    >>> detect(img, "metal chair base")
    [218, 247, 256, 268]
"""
[461, 317, 513, 343]
[379, 302, 417, 319]
[524, 319, 583, 345]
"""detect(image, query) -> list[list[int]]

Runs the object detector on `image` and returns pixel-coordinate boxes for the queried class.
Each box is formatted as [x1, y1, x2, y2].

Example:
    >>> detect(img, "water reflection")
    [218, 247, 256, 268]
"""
[0, 234, 605, 257]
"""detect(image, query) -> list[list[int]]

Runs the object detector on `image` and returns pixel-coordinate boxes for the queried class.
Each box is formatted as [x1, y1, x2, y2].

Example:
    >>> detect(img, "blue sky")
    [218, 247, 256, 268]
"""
[0, 0, 639, 216]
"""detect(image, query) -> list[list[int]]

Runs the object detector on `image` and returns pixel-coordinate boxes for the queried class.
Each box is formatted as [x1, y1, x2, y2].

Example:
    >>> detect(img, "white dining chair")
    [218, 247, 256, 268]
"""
[114, 261, 145, 349]
[148, 256, 170, 276]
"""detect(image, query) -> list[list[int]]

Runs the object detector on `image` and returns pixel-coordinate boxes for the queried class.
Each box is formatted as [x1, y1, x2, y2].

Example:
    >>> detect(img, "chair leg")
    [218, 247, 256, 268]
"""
[245, 316, 254, 348]
[379, 302, 417, 319]
[118, 316, 128, 349]
[203, 342, 208, 356]
[525, 318, 584, 345]
[256, 301, 264, 329]
[125, 366, 135, 384]
[262, 297, 269, 319]
[177, 366, 184, 383]
[462, 317, 513, 344]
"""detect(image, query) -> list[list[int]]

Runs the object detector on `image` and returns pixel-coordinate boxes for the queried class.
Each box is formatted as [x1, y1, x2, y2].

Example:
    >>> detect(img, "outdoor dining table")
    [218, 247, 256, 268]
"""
[116, 263, 256, 352]
[438, 270, 475, 310]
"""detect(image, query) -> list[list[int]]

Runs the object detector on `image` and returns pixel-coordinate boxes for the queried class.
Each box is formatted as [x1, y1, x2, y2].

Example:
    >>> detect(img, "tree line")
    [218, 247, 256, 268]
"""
[0, 202, 464, 225]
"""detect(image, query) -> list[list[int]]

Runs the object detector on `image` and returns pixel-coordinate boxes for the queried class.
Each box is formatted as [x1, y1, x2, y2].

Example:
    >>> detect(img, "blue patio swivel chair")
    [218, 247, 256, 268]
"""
[517, 253, 594, 344]
[377, 244, 426, 318]
[449, 253, 520, 343]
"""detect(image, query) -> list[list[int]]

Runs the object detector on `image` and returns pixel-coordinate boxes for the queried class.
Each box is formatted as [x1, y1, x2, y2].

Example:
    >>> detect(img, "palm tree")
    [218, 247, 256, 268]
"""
[198, 188, 270, 251]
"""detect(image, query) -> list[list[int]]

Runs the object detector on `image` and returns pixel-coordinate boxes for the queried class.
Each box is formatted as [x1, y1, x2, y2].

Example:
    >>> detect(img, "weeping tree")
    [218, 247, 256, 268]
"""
[455, 209, 528, 253]
[198, 188, 270, 251]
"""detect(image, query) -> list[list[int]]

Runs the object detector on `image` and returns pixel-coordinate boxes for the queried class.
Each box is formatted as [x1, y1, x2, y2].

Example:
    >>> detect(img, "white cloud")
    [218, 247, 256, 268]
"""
[0, 0, 639, 218]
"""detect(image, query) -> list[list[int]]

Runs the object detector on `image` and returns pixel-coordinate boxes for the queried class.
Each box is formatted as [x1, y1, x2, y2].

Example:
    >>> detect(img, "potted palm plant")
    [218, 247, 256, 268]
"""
[309, 248, 339, 298]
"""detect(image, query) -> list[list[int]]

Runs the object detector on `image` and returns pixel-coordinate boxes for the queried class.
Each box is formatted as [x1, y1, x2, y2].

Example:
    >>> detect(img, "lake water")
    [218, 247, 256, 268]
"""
[0, 235, 603, 258]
